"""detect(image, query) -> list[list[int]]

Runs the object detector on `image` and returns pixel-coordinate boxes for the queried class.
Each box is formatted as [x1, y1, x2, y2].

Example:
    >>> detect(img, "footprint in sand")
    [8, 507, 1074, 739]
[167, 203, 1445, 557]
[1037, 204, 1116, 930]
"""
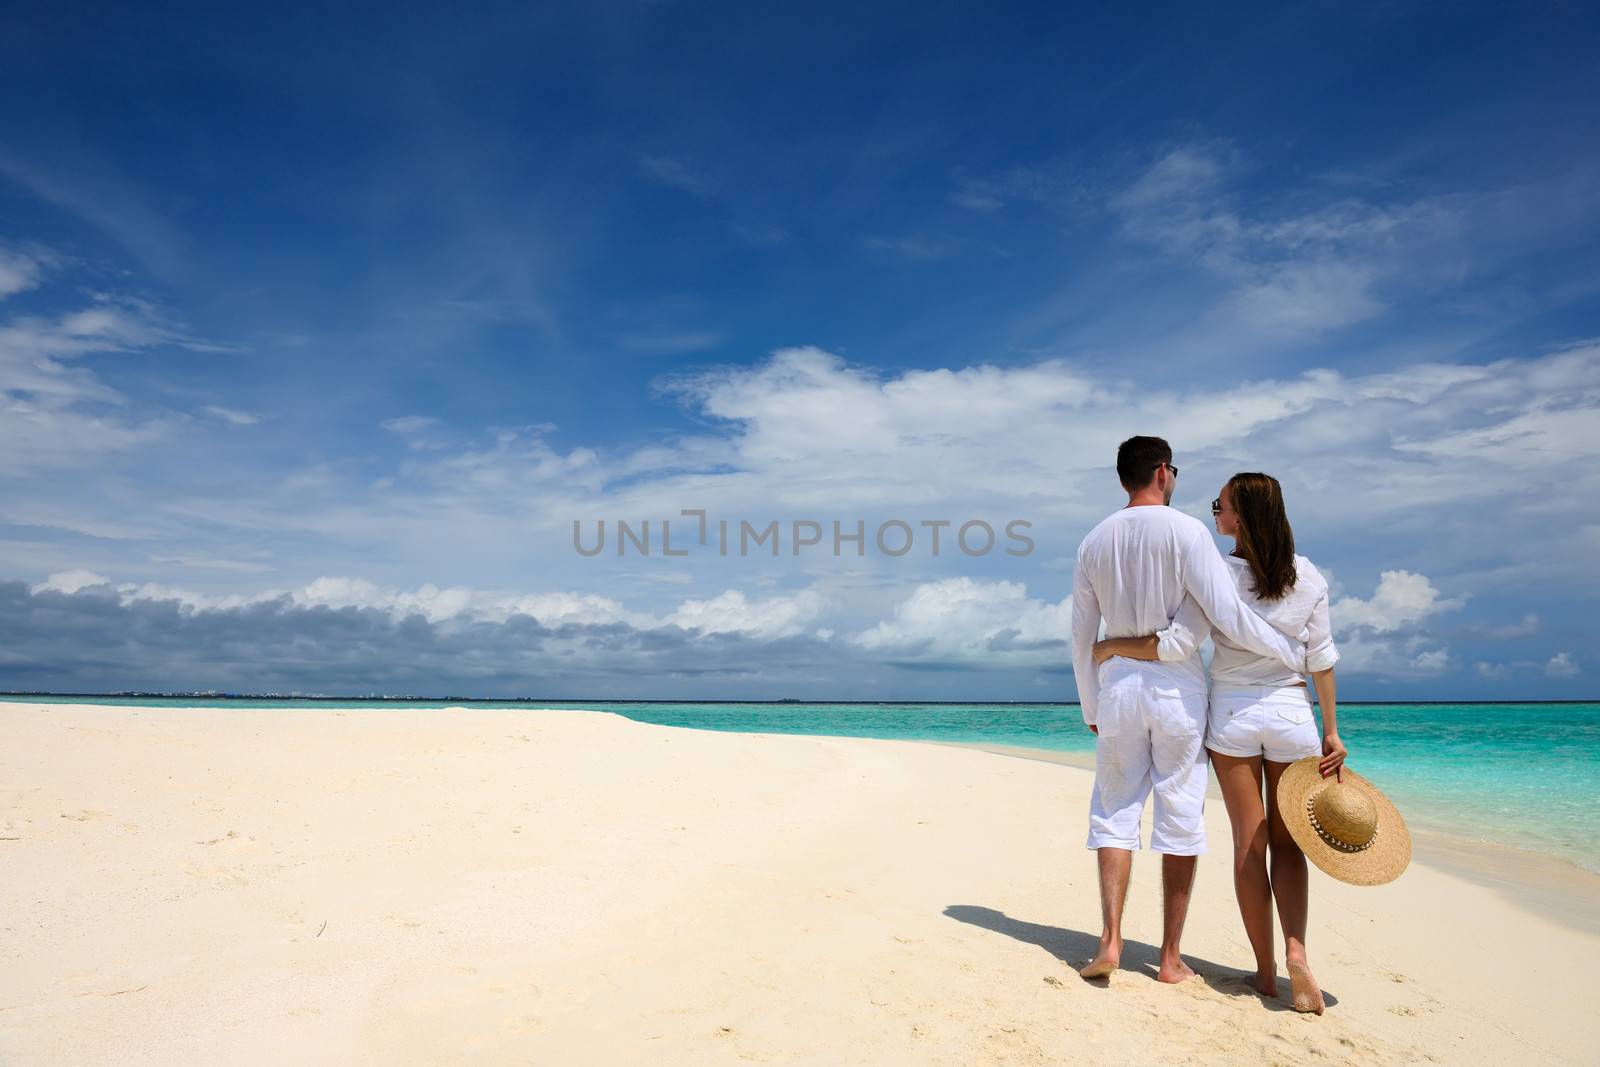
[61, 809, 110, 822]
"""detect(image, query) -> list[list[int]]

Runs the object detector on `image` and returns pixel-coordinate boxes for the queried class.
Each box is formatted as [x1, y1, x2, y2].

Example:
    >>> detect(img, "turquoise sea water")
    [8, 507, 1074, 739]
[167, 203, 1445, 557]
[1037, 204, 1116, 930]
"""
[7, 696, 1597, 873]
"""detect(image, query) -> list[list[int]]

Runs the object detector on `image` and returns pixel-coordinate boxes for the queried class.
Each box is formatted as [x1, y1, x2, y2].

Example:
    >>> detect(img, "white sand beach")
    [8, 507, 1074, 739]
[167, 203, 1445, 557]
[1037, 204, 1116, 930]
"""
[2, 702, 1595, 1065]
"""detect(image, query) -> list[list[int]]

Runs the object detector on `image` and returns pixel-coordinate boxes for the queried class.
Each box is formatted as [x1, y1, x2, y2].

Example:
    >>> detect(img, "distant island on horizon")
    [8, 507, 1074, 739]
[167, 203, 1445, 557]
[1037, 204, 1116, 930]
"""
[2, 691, 1594, 706]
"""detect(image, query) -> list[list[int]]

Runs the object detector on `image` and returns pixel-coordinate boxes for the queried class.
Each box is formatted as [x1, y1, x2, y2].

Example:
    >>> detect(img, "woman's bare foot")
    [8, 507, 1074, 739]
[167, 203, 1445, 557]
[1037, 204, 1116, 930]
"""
[1251, 969, 1279, 998]
[1287, 958, 1325, 1014]
[1155, 957, 1197, 984]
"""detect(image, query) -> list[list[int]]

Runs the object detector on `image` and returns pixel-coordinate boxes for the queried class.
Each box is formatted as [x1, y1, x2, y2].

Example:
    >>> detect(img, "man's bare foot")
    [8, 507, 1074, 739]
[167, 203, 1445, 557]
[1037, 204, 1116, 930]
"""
[1079, 938, 1121, 979]
[1250, 969, 1279, 998]
[1155, 957, 1197, 984]
[1287, 958, 1325, 1014]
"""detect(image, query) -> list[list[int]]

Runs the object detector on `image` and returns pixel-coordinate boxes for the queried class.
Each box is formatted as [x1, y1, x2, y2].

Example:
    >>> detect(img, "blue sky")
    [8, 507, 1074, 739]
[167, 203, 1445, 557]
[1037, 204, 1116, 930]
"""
[2, 1, 1597, 698]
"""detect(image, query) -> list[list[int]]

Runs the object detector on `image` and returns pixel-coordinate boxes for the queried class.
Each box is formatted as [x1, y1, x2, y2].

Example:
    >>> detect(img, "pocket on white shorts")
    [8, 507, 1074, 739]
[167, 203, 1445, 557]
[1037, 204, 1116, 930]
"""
[1275, 698, 1313, 724]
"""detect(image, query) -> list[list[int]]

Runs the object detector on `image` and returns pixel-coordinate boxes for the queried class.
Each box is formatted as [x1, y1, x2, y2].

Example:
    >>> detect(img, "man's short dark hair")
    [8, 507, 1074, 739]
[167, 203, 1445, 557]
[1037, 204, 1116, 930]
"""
[1117, 435, 1173, 491]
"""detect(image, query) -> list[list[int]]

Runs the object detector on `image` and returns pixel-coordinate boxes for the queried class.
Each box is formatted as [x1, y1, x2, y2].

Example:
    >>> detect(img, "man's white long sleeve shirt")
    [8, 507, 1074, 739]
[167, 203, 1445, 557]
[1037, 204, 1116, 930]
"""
[1070, 505, 1307, 727]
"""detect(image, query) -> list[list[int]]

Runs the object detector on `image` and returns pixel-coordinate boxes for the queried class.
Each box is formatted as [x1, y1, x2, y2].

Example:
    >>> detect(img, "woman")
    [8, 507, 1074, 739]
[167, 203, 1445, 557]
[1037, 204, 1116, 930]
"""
[1091, 472, 1344, 1013]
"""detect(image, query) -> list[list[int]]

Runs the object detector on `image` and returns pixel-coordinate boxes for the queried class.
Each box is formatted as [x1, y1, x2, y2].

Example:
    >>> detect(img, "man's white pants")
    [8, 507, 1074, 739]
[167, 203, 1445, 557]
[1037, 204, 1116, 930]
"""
[1086, 672, 1210, 856]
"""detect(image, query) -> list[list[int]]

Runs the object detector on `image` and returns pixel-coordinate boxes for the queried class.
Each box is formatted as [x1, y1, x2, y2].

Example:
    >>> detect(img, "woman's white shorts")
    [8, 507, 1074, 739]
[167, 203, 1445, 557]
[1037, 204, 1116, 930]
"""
[1205, 684, 1321, 764]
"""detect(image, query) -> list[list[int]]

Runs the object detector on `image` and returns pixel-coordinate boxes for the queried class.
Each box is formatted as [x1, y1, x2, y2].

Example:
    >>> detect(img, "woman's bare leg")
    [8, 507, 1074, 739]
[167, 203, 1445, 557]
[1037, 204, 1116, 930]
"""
[1265, 758, 1323, 1013]
[1210, 750, 1276, 997]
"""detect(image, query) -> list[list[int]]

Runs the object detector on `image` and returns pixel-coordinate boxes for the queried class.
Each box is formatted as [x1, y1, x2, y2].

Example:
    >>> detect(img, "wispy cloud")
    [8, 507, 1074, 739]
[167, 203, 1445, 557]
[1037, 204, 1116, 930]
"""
[0, 244, 54, 299]
[639, 154, 718, 198]
[0, 152, 190, 281]
[147, 555, 273, 573]
[382, 415, 442, 435]
[947, 161, 1092, 216]
[0, 294, 194, 473]
[202, 405, 261, 426]
[1547, 651, 1580, 678]
[1106, 143, 1438, 337]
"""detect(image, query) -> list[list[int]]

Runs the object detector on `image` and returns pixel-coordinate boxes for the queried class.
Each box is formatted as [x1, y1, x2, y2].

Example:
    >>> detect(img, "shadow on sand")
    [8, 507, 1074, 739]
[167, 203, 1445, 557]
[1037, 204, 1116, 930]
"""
[943, 904, 1337, 1012]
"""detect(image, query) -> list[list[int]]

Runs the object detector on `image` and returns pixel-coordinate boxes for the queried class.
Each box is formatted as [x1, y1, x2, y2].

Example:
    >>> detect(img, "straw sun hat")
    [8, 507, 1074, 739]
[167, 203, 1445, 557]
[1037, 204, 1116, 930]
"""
[1278, 758, 1412, 886]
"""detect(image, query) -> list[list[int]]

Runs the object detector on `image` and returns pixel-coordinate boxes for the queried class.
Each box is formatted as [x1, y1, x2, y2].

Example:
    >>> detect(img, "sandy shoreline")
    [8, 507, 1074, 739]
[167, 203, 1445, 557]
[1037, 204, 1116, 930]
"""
[930, 739, 1600, 936]
[2, 703, 1595, 1065]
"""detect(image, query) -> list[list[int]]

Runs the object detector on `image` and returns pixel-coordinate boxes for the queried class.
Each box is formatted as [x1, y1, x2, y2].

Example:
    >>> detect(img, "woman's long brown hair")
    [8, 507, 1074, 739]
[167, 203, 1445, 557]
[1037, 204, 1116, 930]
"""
[1228, 472, 1297, 600]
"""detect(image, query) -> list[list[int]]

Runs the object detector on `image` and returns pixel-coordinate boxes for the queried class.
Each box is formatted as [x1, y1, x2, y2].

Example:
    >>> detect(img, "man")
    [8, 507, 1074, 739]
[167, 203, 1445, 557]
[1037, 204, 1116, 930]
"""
[1070, 436, 1306, 983]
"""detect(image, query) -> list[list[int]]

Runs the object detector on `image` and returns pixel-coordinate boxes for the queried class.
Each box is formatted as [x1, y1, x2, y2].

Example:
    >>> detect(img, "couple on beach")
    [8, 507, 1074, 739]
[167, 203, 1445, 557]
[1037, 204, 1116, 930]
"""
[1069, 435, 1345, 1014]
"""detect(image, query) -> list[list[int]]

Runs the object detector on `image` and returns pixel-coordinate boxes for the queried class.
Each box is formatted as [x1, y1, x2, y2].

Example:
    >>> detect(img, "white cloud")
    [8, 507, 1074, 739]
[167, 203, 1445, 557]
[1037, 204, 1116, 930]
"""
[1112, 144, 1228, 213]
[9, 333, 1599, 664]
[40, 569, 833, 643]
[1105, 143, 1466, 338]
[31, 569, 110, 595]
[0, 294, 203, 473]
[382, 415, 441, 435]
[1224, 260, 1382, 334]
[1318, 570, 1466, 679]
[1410, 648, 1453, 673]
[1396, 394, 1600, 466]
[202, 405, 261, 426]
[1333, 570, 1467, 633]
[638, 155, 717, 198]
[0, 246, 50, 299]
[852, 577, 1069, 665]
[665, 589, 825, 639]
[649, 342, 1600, 558]
[1546, 652, 1579, 678]
[27, 568, 1073, 669]
[36, 338, 1589, 622]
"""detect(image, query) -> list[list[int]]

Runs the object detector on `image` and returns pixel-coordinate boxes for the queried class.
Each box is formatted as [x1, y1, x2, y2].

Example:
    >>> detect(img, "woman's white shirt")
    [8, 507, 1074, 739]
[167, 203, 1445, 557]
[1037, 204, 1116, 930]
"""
[1156, 554, 1339, 687]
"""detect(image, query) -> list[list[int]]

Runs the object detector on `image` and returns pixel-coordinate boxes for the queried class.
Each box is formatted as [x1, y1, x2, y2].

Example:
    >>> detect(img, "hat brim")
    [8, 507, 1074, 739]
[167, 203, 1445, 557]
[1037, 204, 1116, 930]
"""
[1277, 758, 1411, 886]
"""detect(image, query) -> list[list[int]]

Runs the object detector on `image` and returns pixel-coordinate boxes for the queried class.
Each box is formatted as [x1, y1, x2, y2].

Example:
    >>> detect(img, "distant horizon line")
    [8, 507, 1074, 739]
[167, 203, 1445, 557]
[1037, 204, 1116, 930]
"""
[2, 691, 1595, 707]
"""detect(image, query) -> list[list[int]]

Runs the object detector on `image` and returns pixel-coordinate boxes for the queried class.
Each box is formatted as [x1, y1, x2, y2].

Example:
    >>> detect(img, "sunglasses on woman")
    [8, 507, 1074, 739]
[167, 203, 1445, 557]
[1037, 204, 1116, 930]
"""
[1211, 498, 1222, 515]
